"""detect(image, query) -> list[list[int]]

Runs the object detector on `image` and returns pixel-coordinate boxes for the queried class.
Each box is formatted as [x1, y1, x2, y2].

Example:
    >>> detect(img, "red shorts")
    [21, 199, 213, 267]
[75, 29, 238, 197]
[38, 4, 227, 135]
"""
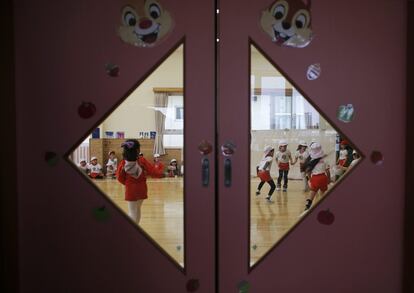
[338, 159, 346, 167]
[278, 163, 290, 171]
[309, 174, 329, 192]
[258, 170, 272, 182]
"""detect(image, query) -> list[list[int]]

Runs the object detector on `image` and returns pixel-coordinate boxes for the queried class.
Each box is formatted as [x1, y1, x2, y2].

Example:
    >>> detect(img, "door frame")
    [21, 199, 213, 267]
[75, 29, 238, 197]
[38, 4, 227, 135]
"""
[403, 1, 414, 292]
[1, 0, 413, 291]
[1, 0, 19, 292]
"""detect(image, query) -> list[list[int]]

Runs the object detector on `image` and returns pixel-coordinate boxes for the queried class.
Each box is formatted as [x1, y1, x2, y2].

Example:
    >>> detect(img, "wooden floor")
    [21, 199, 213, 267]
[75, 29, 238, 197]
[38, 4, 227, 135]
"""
[94, 178, 184, 266]
[93, 177, 329, 268]
[250, 178, 327, 265]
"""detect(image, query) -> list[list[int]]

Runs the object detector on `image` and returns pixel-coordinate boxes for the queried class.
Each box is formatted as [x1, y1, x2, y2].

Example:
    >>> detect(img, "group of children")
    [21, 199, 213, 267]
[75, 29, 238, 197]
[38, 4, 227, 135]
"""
[77, 151, 118, 179]
[77, 152, 182, 180]
[256, 139, 360, 212]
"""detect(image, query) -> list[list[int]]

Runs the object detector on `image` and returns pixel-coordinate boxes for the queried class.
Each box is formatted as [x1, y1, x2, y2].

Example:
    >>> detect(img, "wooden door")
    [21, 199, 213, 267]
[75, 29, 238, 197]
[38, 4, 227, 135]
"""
[218, 0, 406, 292]
[14, 0, 215, 292]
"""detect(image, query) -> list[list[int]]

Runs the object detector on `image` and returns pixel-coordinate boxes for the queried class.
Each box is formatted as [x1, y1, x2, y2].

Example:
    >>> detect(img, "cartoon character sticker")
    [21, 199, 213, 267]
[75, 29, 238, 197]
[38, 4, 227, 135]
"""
[118, 0, 173, 47]
[260, 0, 313, 48]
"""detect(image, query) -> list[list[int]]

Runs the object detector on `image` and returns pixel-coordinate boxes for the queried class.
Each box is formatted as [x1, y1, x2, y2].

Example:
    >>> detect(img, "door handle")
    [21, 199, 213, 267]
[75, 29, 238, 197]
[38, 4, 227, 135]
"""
[198, 140, 213, 187]
[221, 141, 236, 188]
[201, 158, 210, 187]
[224, 158, 232, 187]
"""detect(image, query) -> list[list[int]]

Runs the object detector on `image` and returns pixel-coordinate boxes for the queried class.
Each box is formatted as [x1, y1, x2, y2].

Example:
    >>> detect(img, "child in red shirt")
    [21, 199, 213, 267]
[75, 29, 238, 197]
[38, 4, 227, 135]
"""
[152, 153, 165, 178]
[116, 139, 156, 224]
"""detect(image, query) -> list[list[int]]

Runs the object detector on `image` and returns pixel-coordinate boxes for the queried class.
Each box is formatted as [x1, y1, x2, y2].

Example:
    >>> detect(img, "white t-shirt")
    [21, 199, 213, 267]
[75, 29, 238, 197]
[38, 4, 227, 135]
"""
[339, 149, 348, 160]
[78, 164, 88, 171]
[275, 150, 291, 164]
[295, 150, 309, 164]
[311, 158, 329, 175]
[88, 163, 102, 174]
[106, 158, 118, 173]
[258, 156, 273, 171]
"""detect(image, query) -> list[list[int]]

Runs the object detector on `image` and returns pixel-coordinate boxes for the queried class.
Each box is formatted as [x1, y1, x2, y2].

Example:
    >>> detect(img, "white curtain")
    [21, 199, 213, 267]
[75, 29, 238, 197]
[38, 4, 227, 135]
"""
[153, 92, 168, 155]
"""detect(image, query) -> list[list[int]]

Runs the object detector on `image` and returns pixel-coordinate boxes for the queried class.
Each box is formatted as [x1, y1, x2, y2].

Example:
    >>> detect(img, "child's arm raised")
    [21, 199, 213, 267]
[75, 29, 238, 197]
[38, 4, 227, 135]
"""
[139, 157, 157, 177]
[116, 160, 126, 184]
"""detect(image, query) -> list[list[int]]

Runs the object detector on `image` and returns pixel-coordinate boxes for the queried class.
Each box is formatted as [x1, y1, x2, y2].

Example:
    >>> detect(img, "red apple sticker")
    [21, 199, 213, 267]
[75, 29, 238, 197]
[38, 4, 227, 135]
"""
[92, 206, 110, 222]
[370, 151, 384, 165]
[317, 209, 335, 225]
[78, 102, 96, 119]
[198, 140, 213, 155]
[105, 63, 120, 77]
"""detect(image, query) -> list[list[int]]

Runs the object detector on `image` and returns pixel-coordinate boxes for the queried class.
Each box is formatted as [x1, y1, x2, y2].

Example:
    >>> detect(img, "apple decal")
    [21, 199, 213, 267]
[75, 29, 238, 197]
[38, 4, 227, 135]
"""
[221, 141, 236, 157]
[78, 102, 96, 119]
[44, 151, 59, 166]
[105, 63, 120, 77]
[238, 280, 250, 293]
[317, 209, 335, 225]
[370, 151, 384, 165]
[198, 140, 213, 155]
[93, 206, 110, 222]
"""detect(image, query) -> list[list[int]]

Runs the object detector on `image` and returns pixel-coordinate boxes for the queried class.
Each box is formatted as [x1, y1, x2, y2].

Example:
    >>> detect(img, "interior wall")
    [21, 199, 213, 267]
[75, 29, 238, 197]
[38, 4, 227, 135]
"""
[101, 46, 183, 138]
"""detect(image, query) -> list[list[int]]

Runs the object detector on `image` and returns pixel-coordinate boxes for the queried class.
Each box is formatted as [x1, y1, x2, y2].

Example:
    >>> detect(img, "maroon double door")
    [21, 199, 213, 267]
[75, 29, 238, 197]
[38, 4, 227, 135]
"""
[14, 0, 406, 292]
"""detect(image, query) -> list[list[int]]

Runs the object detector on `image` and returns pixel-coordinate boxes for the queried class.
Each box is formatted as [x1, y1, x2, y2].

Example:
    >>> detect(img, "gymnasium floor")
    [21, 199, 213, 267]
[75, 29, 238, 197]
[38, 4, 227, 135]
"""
[93, 177, 328, 267]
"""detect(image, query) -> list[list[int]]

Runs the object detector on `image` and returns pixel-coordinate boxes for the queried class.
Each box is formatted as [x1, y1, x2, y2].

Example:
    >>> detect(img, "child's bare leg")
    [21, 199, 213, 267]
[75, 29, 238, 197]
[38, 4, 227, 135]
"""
[305, 190, 317, 210]
[136, 200, 144, 224]
[128, 201, 138, 222]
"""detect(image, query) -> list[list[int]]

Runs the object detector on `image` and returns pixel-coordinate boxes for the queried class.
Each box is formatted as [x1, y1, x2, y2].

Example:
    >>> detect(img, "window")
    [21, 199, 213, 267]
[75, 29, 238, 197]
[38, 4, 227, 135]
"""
[251, 78, 320, 130]
[164, 94, 183, 147]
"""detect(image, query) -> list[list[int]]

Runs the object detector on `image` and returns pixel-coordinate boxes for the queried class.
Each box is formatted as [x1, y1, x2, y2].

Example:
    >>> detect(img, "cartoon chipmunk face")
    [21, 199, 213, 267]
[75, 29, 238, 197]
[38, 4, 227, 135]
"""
[260, 0, 312, 48]
[118, 0, 173, 47]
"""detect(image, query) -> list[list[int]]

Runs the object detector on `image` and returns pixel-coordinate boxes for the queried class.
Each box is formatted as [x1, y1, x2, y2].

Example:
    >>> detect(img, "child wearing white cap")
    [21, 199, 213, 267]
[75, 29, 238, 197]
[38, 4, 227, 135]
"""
[275, 140, 294, 192]
[341, 150, 361, 172]
[303, 142, 331, 211]
[105, 151, 118, 179]
[167, 159, 181, 177]
[88, 156, 104, 179]
[255, 146, 276, 201]
[152, 153, 165, 178]
[292, 141, 310, 192]
[77, 158, 88, 174]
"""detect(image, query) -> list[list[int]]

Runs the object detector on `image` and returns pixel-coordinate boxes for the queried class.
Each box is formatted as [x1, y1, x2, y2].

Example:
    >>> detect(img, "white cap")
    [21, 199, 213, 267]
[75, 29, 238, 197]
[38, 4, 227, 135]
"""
[263, 145, 274, 154]
[299, 140, 307, 147]
[79, 158, 86, 163]
[309, 142, 324, 159]
[154, 154, 160, 158]
[279, 139, 288, 147]
[170, 159, 177, 163]
[91, 156, 97, 161]
[352, 150, 358, 155]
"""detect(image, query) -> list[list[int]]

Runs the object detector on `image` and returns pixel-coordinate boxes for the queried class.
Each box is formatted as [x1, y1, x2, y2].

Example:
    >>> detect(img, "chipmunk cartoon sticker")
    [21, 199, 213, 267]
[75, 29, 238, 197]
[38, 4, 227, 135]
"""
[260, 0, 313, 48]
[118, 0, 173, 47]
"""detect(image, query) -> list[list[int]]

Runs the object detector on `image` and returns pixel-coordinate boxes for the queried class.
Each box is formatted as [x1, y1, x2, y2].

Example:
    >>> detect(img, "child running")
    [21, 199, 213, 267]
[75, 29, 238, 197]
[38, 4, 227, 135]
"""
[255, 146, 276, 202]
[292, 141, 310, 192]
[275, 140, 294, 192]
[303, 142, 331, 211]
